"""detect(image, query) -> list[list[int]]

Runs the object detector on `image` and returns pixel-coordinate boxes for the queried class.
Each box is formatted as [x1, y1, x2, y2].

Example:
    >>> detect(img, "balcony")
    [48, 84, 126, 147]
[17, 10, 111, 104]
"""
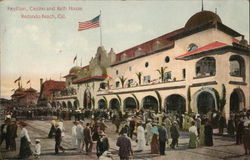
[97, 79, 186, 95]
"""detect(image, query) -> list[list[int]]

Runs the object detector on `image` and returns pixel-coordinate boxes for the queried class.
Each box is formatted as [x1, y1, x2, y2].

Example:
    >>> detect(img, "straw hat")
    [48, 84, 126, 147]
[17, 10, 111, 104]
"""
[99, 131, 106, 136]
[35, 139, 40, 142]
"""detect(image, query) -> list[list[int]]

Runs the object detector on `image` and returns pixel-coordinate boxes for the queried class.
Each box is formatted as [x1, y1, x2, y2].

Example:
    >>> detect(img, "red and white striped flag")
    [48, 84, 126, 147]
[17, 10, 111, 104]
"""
[78, 15, 100, 31]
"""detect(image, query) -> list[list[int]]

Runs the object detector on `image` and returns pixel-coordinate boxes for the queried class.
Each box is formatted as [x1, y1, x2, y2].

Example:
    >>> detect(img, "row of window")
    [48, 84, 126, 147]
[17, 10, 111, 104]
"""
[116, 56, 170, 75]
[111, 55, 245, 89]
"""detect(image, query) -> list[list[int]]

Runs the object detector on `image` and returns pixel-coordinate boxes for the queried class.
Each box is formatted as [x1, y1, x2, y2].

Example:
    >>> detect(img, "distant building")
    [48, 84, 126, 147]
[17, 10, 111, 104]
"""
[38, 79, 66, 107]
[11, 87, 39, 107]
[52, 10, 250, 120]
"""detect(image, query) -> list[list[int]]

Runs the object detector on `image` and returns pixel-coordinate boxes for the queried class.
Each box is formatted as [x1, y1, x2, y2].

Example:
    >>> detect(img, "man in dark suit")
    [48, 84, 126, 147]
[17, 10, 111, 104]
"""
[55, 123, 65, 154]
[84, 123, 93, 154]
[158, 124, 168, 155]
[0, 119, 10, 150]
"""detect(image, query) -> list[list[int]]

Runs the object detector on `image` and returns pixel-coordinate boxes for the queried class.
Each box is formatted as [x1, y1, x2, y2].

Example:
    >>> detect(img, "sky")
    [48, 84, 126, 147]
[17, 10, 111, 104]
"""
[0, 0, 249, 99]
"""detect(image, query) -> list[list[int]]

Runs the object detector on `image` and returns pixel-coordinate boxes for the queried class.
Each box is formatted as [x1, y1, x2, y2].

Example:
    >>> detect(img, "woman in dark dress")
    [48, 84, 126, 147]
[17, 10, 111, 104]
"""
[19, 122, 32, 159]
[204, 120, 213, 146]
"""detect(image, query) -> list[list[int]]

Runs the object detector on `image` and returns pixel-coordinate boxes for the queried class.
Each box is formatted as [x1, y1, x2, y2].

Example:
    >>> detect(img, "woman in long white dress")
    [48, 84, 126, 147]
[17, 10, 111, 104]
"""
[19, 122, 32, 159]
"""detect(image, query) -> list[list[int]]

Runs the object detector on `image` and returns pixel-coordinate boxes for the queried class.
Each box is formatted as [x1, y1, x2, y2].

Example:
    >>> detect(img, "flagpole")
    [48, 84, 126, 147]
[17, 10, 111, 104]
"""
[100, 10, 102, 46]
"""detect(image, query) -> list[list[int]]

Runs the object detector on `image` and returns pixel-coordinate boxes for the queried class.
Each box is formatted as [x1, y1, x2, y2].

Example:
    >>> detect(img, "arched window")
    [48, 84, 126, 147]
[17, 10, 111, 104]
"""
[196, 57, 216, 77]
[229, 55, 245, 77]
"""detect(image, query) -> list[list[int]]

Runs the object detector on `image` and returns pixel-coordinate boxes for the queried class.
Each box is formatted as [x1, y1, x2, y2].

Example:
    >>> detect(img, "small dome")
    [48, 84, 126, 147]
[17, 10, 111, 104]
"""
[185, 10, 222, 29]
[69, 66, 81, 74]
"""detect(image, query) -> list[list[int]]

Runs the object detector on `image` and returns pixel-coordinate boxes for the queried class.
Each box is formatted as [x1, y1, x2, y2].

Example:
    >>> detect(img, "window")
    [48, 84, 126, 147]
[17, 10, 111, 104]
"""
[99, 82, 107, 90]
[116, 70, 119, 75]
[116, 81, 120, 88]
[127, 79, 133, 87]
[164, 72, 172, 80]
[195, 57, 216, 77]
[129, 66, 132, 71]
[165, 56, 170, 63]
[143, 75, 151, 84]
[187, 43, 198, 52]
[229, 55, 245, 77]
[182, 69, 186, 79]
[145, 62, 149, 68]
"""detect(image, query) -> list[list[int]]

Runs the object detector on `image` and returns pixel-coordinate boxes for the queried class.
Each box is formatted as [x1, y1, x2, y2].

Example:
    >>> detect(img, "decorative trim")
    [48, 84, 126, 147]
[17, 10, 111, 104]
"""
[97, 85, 186, 96]
[54, 96, 77, 100]
[229, 81, 247, 86]
[190, 81, 217, 88]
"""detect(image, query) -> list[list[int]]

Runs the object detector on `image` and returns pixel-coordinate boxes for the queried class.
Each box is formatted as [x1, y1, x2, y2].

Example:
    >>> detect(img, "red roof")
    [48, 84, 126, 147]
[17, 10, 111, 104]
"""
[115, 28, 185, 62]
[176, 41, 228, 59]
[42, 80, 66, 97]
[73, 75, 107, 84]
[232, 38, 240, 43]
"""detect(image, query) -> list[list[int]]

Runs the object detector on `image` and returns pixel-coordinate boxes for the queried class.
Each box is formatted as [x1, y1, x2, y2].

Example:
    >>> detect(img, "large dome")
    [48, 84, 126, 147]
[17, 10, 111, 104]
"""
[185, 10, 222, 29]
[69, 66, 81, 74]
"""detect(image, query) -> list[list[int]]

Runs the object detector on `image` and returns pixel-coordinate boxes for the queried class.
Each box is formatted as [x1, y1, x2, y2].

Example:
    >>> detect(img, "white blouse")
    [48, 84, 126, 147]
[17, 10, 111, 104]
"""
[20, 128, 31, 142]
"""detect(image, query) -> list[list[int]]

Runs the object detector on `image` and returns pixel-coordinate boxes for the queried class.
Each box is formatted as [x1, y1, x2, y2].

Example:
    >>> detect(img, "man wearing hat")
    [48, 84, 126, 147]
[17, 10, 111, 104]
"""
[55, 123, 65, 154]
[96, 131, 109, 158]
[170, 121, 179, 149]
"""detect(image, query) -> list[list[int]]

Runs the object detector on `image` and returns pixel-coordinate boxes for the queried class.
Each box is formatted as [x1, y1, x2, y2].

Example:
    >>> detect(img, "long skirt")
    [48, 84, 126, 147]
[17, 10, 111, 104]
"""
[19, 137, 32, 159]
[189, 132, 197, 148]
[150, 134, 159, 154]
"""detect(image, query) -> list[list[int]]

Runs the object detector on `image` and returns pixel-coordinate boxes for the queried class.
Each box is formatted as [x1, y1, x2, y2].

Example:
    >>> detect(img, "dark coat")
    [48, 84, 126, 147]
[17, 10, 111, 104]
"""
[96, 137, 109, 157]
[170, 125, 179, 139]
[84, 127, 92, 143]
[116, 135, 132, 159]
[204, 123, 213, 146]
[158, 127, 167, 142]
[55, 128, 62, 143]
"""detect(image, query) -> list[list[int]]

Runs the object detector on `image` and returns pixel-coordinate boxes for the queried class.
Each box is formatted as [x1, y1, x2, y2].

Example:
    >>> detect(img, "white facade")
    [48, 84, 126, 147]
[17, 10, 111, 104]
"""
[52, 10, 250, 120]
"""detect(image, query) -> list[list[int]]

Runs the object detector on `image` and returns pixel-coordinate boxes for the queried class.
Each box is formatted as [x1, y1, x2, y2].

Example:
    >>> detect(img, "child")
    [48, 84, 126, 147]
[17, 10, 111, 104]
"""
[33, 139, 41, 158]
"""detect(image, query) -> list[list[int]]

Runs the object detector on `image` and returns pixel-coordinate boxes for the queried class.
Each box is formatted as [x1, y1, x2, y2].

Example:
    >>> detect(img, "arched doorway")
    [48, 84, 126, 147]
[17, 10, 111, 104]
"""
[165, 94, 186, 114]
[197, 92, 215, 114]
[230, 88, 245, 113]
[142, 96, 158, 112]
[83, 89, 92, 109]
[124, 97, 137, 110]
[109, 98, 120, 110]
[67, 101, 73, 109]
[62, 101, 67, 108]
[74, 100, 79, 109]
[98, 99, 107, 109]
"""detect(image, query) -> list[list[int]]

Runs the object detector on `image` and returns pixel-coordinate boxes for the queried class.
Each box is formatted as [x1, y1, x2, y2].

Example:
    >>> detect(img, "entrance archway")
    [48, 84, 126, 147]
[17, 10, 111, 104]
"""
[67, 101, 73, 109]
[109, 98, 120, 110]
[74, 100, 79, 109]
[165, 94, 186, 114]
[98, 99, 107, 109]
[197, 92, 215, 114]
[142, 96, 158, 112]
[62, 101, 67, 108]
[230, 88, 245, 113]
[124, 97, 137, 110]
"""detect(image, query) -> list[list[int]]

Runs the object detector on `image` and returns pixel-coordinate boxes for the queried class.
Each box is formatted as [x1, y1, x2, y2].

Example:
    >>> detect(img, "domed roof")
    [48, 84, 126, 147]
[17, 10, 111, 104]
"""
[185, 10, 222, 29]
[69, 66, 81, 74]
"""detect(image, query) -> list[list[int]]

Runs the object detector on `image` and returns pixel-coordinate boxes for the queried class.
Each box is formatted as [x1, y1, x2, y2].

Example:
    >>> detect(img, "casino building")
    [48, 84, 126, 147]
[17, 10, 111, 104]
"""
[52, 10, 250, 120]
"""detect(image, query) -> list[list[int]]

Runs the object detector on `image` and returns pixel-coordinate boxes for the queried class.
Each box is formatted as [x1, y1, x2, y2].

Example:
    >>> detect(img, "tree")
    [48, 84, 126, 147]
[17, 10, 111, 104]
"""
[156, 67, 168, 83]
[220, 84, 226, 112]
[187, 86, 192, 113]
[119, 76, 127, 88]
[136, 72, 142, 85]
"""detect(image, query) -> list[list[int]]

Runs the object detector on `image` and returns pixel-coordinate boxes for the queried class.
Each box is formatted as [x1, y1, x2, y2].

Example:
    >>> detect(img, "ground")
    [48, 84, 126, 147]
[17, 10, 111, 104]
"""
[1, 119, 250, 160]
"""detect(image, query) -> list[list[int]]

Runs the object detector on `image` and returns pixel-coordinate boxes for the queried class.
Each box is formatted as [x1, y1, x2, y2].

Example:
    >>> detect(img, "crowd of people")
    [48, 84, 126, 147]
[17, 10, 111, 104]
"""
[1, 108, 250, 159]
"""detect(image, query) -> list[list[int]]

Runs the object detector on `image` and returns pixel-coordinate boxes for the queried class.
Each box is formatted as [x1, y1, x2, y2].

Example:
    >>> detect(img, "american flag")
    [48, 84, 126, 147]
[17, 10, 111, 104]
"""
[78, 15, 100, 31]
